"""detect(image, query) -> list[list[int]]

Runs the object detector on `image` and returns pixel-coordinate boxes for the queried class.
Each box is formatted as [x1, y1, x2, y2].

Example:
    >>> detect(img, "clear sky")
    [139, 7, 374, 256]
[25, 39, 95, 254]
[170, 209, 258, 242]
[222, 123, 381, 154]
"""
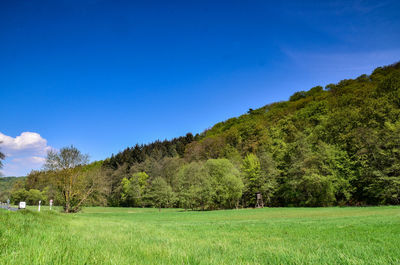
[1, 0, 400, 176]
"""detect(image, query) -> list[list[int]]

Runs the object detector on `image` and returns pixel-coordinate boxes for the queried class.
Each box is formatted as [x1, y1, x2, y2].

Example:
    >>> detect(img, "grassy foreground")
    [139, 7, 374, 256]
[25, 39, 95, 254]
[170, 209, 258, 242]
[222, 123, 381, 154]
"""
[0, 207, 399, 264]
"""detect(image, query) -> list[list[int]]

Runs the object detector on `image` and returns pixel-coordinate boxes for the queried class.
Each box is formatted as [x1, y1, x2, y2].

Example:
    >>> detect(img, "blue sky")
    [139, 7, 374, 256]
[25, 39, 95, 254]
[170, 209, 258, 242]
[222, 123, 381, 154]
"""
[1, 0, 400, 176]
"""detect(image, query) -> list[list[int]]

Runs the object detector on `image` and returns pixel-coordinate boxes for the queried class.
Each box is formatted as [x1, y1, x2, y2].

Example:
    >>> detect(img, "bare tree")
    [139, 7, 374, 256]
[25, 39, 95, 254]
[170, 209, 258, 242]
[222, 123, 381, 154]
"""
[44, 145, 105, 213]
[0, 141, 5, 174]
[45, 145, 89, 171]
[0, 152, 4, 169]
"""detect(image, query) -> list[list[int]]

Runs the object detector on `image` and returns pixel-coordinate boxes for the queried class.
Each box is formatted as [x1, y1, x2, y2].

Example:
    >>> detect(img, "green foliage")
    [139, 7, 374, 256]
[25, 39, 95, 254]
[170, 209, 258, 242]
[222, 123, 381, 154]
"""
[176, 161, 212, 210]
[306, 85, 323, 97]
[7, 62, 400, 209]
[205, 159, 243, 209]
[242, 153, 278, 206]
[376, 71, 400, 106]
[119, 172, 149, 207]
[101, 61, 400, 208]
[176, 159, 244, 210]
[0, 177, 25, 201]
[10, 188, 28, 203]
[289, 91, 307, 101]
[26, 189, 47, 205]
[10, 188, 47, 205]
[146, 177, 176, 210]
[241, 153, 262, 206]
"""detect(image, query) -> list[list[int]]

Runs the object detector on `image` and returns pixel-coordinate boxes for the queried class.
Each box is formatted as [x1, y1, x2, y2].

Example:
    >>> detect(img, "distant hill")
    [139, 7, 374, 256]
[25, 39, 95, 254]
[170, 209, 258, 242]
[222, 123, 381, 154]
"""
[0, 177, 25, 201]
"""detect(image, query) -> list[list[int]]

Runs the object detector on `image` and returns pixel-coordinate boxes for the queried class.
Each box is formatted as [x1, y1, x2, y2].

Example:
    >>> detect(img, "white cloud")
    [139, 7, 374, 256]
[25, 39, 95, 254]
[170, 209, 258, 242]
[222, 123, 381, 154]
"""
[0, 132, 51, 156]
[12, 156, 47, 164]
[0, 132, 52, 176]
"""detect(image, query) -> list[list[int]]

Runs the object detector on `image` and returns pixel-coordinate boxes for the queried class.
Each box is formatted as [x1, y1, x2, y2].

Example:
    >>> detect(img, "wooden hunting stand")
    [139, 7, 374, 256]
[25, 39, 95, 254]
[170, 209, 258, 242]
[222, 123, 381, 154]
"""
[256, 192, 264, 208]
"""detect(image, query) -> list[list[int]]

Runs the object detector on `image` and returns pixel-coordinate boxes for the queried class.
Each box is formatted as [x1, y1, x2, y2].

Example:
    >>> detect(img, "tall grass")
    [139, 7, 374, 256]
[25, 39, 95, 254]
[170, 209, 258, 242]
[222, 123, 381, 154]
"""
[1, 207, 399, 264]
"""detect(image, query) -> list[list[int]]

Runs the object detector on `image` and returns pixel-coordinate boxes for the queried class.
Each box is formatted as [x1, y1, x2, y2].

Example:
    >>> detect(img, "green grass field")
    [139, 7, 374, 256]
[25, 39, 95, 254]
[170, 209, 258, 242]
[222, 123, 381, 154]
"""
[1, 206, 399, 264]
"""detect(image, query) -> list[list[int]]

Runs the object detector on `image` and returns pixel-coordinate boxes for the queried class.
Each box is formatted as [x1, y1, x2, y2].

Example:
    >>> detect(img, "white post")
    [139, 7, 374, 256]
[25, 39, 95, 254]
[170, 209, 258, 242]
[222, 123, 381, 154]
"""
[38, 200, 41, 212]
[49, 199, 53, 210]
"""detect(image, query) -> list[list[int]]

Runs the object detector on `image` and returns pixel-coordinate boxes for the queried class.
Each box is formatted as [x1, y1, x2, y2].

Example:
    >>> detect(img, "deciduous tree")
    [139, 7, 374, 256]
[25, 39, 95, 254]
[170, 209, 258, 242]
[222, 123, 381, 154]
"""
[146, 177, 176, 211]
[44, 146, 106, 212]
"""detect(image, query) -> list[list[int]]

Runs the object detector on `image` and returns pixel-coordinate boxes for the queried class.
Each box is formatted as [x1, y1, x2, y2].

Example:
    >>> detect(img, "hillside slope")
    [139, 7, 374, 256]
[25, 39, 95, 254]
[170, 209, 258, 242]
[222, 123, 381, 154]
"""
[0, 177, 25, 201]
[102, 62, 400, 207]
[17, 62, 400, 209]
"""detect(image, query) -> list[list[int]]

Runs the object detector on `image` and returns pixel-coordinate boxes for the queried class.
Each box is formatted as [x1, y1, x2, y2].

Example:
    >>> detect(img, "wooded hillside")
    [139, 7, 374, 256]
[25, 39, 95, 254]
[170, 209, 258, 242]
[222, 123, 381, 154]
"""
[11, 62, 400, 209]
[0, 177, 24, 201]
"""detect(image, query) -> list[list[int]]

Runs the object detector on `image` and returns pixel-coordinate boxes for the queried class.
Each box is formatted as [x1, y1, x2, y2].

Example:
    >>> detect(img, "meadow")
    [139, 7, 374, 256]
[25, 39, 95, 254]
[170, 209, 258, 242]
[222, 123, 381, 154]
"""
[0, 206, 399, 265]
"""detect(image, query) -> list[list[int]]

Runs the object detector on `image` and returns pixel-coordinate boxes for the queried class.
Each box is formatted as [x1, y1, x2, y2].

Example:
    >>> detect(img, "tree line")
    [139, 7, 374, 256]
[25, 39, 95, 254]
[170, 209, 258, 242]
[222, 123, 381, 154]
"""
[6, 62, 400, 212]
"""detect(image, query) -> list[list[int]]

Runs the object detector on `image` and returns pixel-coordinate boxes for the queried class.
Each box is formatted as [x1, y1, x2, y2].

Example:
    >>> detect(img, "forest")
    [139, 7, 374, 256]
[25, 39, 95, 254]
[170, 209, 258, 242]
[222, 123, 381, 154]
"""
[0, 177, 22, 202]
[4, 62, 400, 211]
